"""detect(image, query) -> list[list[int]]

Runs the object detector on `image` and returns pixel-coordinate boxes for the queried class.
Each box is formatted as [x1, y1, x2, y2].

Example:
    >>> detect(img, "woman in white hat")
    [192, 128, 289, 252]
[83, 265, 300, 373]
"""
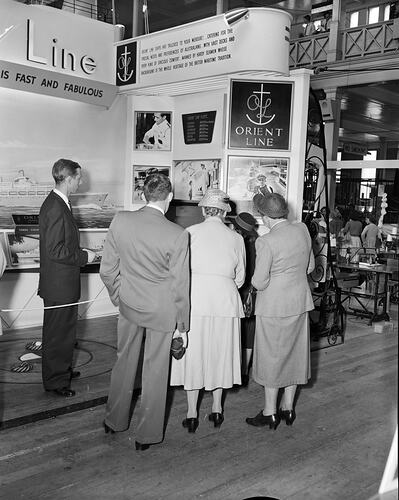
[170, 188, 245, 432]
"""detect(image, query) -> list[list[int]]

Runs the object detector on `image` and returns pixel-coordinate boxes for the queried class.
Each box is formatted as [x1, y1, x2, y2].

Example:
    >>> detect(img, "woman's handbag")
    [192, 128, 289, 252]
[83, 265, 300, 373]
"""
[171, 335, 186, 360]
[243, 285, 256, 318]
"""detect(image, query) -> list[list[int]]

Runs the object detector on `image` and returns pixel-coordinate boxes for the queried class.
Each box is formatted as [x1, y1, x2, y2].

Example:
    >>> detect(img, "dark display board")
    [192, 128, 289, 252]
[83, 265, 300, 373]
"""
[229, 80, 292, 150]
[12, 214, 39, 225]
[182, 111, 217, 144]
[12, 214, 39, 237]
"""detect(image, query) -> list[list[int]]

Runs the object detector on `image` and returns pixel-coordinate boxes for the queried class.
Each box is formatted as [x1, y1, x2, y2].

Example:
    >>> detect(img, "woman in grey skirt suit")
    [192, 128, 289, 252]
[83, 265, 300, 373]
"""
[246, 193, 315, 430]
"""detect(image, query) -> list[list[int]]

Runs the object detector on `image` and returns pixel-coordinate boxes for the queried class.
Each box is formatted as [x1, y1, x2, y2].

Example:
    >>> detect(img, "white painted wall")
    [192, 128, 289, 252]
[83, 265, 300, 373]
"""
[0, 88, 127, 207]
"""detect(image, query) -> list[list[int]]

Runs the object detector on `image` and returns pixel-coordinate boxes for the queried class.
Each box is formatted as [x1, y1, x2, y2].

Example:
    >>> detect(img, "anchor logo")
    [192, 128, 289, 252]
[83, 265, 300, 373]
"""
[116, 42, 137, 86]
[246, 83, 276, 126]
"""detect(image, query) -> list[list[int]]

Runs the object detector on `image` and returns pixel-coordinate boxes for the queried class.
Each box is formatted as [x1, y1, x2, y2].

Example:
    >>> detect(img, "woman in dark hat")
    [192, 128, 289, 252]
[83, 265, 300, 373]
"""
[246, 193, 315, 430]
[233, 212, 258, 385]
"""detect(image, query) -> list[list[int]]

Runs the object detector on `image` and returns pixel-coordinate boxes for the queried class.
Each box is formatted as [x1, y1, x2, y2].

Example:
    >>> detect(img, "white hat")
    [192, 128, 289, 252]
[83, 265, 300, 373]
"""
[198, 188, 231, 212]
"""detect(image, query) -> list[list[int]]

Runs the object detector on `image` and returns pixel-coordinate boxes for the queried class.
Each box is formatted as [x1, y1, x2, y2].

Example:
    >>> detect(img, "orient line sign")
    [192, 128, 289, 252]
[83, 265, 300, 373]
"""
[229, 80, 293, 151]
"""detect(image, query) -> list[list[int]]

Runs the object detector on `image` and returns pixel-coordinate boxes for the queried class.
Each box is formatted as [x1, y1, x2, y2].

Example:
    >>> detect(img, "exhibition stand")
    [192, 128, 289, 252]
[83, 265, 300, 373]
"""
[0, 3, 311, 332]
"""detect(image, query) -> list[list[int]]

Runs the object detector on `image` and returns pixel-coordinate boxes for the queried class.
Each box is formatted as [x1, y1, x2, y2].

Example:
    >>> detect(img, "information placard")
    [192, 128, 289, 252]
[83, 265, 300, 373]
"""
[182, 111, 216, 144]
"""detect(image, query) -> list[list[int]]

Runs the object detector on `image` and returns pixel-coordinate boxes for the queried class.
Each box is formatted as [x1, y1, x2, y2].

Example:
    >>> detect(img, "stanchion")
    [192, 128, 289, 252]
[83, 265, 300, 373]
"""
[242, 497, 280, 500]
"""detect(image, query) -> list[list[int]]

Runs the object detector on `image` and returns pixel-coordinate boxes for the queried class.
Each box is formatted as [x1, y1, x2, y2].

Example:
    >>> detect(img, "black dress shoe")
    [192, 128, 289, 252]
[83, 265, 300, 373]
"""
[182, 417, 199, 433]
[71, 371, 81, 379]
[103, 421, 115, 434]
[52, 387, 76, 397]
[279, 408, 296, 426]
[241, 374, 250, 387]
[246, 411, 280, 429]
[135, 441, 150, 451]
[208, 412, 224, 428]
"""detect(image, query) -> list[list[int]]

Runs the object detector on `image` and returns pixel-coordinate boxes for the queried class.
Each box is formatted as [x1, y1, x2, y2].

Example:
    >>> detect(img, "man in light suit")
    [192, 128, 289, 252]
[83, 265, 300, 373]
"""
[100, 173, 190, 450]
[39, 159, 96, 397]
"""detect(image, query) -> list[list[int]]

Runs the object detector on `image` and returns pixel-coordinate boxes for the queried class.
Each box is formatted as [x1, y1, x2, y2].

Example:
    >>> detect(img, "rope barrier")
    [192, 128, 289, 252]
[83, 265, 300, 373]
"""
[0, 296, 112, 313]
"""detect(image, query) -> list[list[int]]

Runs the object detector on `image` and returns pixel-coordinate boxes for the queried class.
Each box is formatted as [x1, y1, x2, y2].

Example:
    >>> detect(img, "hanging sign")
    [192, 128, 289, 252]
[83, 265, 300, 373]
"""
[116, 8, 292, 89]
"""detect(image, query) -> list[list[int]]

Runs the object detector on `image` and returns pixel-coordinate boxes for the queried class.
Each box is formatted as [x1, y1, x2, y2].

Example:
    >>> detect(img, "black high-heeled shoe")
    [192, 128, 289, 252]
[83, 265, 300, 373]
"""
[246, 411, 280, 430]
[135, 441, 150, 451]
[208, 412, 224, 428]
[182, 417, 199, 433]
[103, 421, 115, 434]
[279, 409, 296, 426]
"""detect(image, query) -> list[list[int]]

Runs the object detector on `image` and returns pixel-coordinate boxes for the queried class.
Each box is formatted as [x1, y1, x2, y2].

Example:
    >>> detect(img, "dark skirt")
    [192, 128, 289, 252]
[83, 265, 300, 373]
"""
[241, 316, 255, 349]
[253, 313, 311, 388]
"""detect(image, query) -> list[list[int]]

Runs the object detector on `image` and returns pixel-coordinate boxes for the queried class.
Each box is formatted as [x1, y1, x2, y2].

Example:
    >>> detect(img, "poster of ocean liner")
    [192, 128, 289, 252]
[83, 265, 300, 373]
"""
[0, 168, 119, 230]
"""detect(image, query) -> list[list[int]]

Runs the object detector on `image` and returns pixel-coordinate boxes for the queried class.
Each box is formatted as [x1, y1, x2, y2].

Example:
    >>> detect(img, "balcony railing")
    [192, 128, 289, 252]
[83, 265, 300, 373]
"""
[290, 32, 330, 68]
[342, 20, 397, 58]
[290, 20, 398, 68]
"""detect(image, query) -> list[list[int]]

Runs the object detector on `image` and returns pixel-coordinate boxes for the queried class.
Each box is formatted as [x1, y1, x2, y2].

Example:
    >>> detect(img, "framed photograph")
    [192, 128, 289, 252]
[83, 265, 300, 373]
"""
[0, 230, 12, 269]
[134, 111, 172, 151]
[172, 160, 221, 202]
[132, 165, 171, 204]
[79, 229, 108, 264]
[226, 156, 288, 216]
[229, 80, 293, 151]
[7, 232, 40, 267]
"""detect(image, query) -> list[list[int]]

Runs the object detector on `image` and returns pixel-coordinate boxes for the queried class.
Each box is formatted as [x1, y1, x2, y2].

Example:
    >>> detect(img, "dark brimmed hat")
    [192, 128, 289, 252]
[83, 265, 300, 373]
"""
[233, 212, 258, 234]
[198, 188, 231, 212]
[253, 193, 289, 219]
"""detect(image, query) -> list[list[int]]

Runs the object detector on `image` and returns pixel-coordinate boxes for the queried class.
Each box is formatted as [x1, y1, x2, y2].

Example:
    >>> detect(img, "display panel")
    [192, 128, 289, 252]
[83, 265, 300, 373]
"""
[134, 111, 172, 151]
[132, 165, 171, 204]
[226, 156, 288, 216]
[172, 159, 221, 201]
[0, 231, 12, 269]
[6, 231, 40, 267]
[2, 228, 107, 269]
[79, 229, 108, 263]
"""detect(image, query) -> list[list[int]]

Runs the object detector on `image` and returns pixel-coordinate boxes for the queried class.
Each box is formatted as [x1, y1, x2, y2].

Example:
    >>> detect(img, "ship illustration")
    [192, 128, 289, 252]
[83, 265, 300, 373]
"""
[0, 170, 108, 208]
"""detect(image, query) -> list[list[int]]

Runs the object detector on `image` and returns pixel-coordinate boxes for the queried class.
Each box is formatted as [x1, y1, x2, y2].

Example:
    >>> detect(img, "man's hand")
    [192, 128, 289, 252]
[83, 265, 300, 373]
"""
[84, 249, 96, 263]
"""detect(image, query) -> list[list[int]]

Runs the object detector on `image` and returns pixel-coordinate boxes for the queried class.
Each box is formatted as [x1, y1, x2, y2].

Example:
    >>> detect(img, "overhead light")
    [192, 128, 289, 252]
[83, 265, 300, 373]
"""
[224, 8, 249, 27]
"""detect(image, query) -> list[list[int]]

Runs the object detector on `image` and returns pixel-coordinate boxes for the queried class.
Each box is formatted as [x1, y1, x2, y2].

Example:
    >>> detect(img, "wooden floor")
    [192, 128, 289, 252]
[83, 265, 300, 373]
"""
[0, 310, 397, 499]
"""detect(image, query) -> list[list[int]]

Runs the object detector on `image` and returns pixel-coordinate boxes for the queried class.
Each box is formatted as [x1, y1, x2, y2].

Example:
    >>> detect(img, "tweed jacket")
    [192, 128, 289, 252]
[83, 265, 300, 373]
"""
[252, 220, 315, 318]
[38, 190, 88, 302]
[100, 206, 190, 333]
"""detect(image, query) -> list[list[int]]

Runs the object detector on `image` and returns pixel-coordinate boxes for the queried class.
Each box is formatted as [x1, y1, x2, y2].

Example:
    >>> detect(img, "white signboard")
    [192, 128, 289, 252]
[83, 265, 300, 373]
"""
[116, 8, 292, 89]
[0, 60, 116, 107]
[0, 0, 115, 84]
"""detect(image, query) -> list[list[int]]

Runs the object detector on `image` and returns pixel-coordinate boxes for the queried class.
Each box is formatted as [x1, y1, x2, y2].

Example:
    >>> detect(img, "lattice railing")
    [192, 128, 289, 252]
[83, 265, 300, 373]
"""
[342, 21, 397, 59]
[290, 33, 329, 68]
[290, 20, 398, 68]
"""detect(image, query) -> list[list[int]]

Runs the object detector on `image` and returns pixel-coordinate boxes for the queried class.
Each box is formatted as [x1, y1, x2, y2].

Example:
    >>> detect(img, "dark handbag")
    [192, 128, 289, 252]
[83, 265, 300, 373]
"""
[171, 336, 186, 360]
[243, 285, 256, 318]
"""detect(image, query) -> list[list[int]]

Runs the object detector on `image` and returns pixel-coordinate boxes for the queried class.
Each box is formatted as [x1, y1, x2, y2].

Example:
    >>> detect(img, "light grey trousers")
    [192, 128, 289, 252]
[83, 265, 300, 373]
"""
[105, 312, 173, 444]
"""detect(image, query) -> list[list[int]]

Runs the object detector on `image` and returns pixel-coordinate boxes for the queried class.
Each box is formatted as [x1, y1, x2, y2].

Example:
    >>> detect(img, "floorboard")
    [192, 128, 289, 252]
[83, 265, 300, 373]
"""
[0, 307, 397, 500]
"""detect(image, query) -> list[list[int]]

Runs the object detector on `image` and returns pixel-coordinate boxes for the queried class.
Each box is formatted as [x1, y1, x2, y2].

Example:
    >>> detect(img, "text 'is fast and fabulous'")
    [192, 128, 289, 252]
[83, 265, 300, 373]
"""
[0, 69, 104, 97]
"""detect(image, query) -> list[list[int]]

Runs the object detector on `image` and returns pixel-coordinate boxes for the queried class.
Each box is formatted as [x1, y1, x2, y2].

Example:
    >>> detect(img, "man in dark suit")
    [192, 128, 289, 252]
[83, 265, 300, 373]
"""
[39, 159, 96, 397]
[100, 173, 190, 450]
